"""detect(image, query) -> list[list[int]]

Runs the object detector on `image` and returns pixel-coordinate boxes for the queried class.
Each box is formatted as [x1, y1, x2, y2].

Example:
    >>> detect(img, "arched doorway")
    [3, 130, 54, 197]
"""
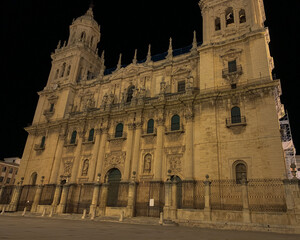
[171, 175, 182, 209]
[107, 168, 121, 207]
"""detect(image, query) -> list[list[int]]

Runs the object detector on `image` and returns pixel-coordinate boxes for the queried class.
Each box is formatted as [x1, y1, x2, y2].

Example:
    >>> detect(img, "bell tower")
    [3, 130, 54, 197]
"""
[199, 0, 266, 45]
[33, 7, 104, 124]
[46, 7, 103, 87]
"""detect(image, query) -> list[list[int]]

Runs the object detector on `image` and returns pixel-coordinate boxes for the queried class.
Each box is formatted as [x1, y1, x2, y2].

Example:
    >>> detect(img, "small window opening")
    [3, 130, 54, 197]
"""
[88, 128, 94, 142]
[231, 84, 237, 89]
[115, 123, 123, 138]
[177, 81, 185, 92]
[226, 7, 234, 26]
[80, 32, 86, 42]
[66, 65, 71, 76]
[228, 60, 237, 73]
[49, 103, 54, 112]
[9, 168, 13, 174]
[126, 86, 135, 103]
[147, 119, 154, 134]
[70, 130, 77, 144]
[239, 9, 246, 23]
[215, 17, 221, 31]
[2, 167, 6, 172]
[40, 136, 46, 148]
[54, 69, 59, 79]
[171, 115, 180, 131]
[60, 63, 66, 77]
[231, 106, 241, 124]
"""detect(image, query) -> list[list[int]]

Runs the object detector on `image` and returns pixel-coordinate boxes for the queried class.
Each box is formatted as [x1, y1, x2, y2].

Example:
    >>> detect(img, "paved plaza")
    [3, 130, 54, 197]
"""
[0, 215, 299, 240]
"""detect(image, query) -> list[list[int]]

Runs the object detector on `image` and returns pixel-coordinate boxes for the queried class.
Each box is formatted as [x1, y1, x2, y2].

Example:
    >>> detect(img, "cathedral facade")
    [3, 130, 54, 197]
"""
[2, 0, 300, 231]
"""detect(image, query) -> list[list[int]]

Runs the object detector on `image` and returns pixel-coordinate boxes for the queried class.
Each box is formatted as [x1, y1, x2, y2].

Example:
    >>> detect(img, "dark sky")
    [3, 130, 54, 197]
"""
[0, 0, 299, 160]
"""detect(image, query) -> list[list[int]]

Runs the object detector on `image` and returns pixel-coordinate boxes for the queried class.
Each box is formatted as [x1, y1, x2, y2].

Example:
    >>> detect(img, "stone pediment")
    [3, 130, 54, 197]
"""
[172, 64, 191, 75]
[109, 64, 152, 80]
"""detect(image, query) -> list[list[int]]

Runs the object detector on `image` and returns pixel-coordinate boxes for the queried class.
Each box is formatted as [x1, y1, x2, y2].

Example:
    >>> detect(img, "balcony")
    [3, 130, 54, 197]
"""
[222, 65, 243, 79]
[34, 144, 45, 151]
[226, 116, 247, 128]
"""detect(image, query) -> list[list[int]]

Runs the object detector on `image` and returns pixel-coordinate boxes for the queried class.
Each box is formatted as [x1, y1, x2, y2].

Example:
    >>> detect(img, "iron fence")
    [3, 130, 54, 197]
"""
[0, 185, 14, 204]
[39, 184, 56, 205]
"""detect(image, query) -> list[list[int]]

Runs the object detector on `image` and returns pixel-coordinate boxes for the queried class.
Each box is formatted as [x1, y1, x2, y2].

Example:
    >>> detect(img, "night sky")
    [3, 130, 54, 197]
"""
[1, 0, 299, 160]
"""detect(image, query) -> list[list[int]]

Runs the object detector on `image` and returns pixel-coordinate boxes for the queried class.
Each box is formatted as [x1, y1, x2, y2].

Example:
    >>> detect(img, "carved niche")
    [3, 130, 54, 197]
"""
[81, 159, 89, 176]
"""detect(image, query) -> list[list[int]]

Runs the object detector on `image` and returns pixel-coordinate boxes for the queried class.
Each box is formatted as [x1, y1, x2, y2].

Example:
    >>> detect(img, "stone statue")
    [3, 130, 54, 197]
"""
[82, 160, 89, 176]
[143, 154, 152, 173]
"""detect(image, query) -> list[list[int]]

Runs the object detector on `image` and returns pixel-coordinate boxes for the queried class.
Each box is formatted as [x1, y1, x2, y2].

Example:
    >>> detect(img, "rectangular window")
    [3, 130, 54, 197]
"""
[6, 178, 11, 184]
[178, 81, 185, 92]
[228, 60, 237, 73]
[9, 168, 13, 173]
[0, 176, 3, 182]
[50, 103, 54, 112]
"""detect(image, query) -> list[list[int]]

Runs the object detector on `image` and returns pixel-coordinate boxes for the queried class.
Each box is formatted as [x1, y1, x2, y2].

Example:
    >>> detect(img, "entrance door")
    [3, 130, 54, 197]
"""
[107, 168, 121, 207]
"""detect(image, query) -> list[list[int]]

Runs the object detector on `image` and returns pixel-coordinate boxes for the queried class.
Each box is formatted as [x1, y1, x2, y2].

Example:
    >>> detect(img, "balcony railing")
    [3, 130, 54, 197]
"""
[222, 65, 243, 78]
[226, 116, 247, 128]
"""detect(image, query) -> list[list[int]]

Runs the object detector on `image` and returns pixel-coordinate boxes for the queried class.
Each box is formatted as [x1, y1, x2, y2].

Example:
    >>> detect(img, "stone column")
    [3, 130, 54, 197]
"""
[31, 176, 45, 213]
[131, 123, 142, 176]
[163, 179, 172, 220]
[49, 133, 65, 184]
[184, 113, 193, 180]
[89, 174, 101, 215]
[98, 183, 109, 216]
[204, 175, 211, 221]
[56, 183, 70, 214]
[8, 178, 24, 212]
[241, 177, 251, 223]
[154, 119, 165, 180]
[70, 132, 84, 183]
[94, 128, 108, 180]
[88, 129, 101, 182]
[51, 183, 63, 211]
[170, 178, 177, 220]
[126, 177, 137, 217]
[0, 186, 3, 201]
[124, 124, 134, 181]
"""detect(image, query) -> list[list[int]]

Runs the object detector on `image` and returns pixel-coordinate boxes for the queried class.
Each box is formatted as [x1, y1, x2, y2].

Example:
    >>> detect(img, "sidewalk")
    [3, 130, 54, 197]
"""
[2, 211, 161, 226]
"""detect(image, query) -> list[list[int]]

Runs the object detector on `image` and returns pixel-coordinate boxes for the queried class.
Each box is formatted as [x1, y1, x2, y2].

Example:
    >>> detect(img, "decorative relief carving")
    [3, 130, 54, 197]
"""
[164, 146, 185, 175]
[104, 151, 126, 169]
[81, 159, 89, 176]
[63, 157, 74, 176]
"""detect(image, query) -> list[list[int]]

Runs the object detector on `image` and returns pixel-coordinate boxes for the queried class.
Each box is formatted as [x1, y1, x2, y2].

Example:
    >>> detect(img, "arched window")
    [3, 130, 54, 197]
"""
[88, 128, 94, 142]
[147, 119, 154, 134]
[40, 136, 46, 148]
[107, 168, 122, 207]
[171, 115, 180, 131]
[215, 17, 221, 31]
[77, 67, 83, 82]
[60, 63, 66, 77]
[80, 32, 86, 42]
[235, 163, 247, 184]
[115, 123, 123, 138]
[30, 172, 38, 185]
[231, 106, 241, 124]
[54, 69, 59, 79]
[70, 130, 77, 144]
[126, 86, 135, 103]
[239, 9, 246, 23]
[66, 65, 71, 76]
[225, 7, 234, 26]
[90, 36, 94, 47]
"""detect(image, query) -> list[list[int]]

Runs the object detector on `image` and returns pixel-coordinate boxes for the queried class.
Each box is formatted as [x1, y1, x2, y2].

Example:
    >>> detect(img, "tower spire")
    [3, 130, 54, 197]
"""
[132, 49, 137, 64]
[191, 31, 198, 55]
[167, 37, 173, 60]
[146, 44, 151, 63]
[117, 53, 122, 70]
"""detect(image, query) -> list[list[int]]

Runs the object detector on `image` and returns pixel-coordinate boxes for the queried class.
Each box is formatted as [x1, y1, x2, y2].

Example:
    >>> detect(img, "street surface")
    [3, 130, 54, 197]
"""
[0, 216, 299, 240]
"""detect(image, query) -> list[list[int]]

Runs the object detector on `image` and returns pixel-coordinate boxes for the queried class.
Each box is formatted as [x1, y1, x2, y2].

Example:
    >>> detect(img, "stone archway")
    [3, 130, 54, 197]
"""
[171, 175, 182, 209]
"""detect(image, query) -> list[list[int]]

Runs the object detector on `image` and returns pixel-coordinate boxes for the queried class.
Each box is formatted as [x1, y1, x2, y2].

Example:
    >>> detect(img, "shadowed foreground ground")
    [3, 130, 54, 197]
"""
[0, 215, 299, 240]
